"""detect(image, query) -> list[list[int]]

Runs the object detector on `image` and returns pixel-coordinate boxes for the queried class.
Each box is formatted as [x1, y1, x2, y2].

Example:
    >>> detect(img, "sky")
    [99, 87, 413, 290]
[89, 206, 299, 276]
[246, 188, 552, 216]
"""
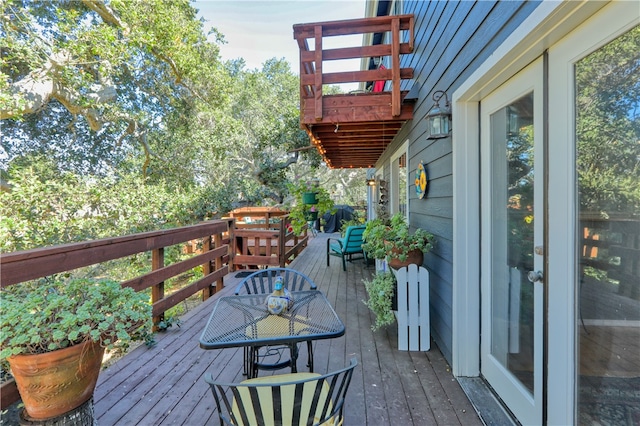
[194, 0, 367, 82]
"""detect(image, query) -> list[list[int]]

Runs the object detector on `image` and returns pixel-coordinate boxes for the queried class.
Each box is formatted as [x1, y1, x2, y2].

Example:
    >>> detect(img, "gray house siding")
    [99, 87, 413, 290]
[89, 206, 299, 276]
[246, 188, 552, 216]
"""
[375, 0, 542, 362]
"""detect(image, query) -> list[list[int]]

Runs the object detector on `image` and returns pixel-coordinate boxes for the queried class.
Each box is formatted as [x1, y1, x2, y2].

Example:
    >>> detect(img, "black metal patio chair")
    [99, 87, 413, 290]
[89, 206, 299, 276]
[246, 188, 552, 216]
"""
[205, 358, 357, 426]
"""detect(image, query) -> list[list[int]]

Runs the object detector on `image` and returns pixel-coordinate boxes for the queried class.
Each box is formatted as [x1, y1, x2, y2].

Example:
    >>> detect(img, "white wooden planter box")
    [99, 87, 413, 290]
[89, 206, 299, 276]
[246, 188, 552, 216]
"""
[393, 264, 430, 351]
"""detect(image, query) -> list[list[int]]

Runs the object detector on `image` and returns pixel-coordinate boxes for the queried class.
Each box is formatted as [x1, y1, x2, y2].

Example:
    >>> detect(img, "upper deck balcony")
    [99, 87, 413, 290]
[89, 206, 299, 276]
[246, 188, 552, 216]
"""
[293, 15, 415, 168]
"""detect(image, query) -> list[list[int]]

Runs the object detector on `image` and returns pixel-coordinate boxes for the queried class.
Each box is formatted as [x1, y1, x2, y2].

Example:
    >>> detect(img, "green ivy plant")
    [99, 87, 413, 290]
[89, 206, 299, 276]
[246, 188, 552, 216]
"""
[156, 316, 182, 332]
[0, 278, 152, 360]
[286, 179, 335, 235]
[363, 271, 397, 331]
[362, 213, 434, 261]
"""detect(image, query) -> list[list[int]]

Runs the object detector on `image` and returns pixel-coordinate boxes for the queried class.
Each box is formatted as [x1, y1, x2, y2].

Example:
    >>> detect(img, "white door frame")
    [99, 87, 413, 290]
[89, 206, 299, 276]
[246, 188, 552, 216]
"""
[479, 59, 544, 425]
[452, 1, 637, 424]
[546, 4, 638, 423]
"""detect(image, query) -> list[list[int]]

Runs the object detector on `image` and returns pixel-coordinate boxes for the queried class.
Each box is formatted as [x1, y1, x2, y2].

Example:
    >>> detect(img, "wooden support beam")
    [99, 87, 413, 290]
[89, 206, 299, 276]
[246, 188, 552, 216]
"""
[392, 17, 401, 117]
[300, 68, 413, 86]
[293, 14, 414, 39]
[299, 43, 413, 63]
[152, 247, 165, 328]
[314, 25, 323, 121]
[293, 14, 416, 168]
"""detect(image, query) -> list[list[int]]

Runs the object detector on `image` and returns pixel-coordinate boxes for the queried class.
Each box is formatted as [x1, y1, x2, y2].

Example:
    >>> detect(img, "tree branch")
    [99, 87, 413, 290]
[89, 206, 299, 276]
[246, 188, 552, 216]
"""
[80, 0, 130, 36]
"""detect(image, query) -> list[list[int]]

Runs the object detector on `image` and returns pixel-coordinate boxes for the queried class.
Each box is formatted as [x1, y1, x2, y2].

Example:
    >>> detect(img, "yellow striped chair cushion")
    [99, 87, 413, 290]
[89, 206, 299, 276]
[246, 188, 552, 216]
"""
[230, 373, 339, 426]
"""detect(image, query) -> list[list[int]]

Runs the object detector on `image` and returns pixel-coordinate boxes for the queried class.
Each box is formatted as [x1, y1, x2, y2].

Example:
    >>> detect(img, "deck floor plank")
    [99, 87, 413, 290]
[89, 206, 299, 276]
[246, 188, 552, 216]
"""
[93, 232, 481, 425]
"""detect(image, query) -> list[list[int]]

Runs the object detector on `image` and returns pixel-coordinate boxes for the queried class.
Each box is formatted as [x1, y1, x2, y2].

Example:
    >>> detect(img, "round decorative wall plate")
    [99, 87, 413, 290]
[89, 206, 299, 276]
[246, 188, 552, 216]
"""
[415, 161, 428, 199]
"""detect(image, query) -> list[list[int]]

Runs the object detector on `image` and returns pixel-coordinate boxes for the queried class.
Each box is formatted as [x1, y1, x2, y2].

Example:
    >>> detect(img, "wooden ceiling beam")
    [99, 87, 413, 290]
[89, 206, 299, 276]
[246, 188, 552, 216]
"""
[313, 137, 396, 144]
[301, 103, 413, 124]
[309, 122, 403, 131]
[312, 124, 403, 132]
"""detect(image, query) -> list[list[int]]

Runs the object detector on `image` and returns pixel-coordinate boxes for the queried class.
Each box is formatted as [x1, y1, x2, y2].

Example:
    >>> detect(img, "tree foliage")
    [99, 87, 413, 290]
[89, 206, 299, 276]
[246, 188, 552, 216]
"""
[0, 155, 202, 252]
[576, 25, 640, 215]
[0, 1, 368, 253]
[1, 0, 227, 172]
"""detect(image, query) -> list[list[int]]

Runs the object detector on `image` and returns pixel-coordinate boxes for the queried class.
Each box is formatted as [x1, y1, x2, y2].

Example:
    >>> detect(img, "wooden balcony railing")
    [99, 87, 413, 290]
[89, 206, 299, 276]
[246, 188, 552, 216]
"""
[294, 14, 414, 121]
[224, 208, 309, 270]
[293, 15, 415, 168]
[0, 220, 232, 410]
[0, 216, 311, 409]
[0, 221, 231, 308]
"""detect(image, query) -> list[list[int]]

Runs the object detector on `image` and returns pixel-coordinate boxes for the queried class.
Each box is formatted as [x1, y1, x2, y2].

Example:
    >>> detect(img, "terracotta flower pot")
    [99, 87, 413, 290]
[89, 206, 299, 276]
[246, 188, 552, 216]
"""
[388, 248, 423, 269]
[8, 339, 105, 420]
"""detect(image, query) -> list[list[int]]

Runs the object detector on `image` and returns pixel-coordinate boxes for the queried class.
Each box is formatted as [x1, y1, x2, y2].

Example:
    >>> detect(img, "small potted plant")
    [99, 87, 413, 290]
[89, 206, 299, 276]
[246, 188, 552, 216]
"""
[363, 213, 434, 269]
[0, 278, 152, 420]
[362, 271, 397, 330]
[287, 179, 335, 235]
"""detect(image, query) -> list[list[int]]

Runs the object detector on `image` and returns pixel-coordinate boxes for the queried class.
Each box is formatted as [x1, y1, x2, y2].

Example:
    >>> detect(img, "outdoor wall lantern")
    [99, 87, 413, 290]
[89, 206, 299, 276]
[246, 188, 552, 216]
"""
[366, 178, 376, 186]
[425, 90, 452, 139]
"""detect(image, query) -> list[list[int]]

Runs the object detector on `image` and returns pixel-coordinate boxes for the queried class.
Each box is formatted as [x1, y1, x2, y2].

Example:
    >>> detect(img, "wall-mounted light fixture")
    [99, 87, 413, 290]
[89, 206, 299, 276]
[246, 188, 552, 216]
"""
[425, 90, 451, 139]
[366, 178, 376, 186]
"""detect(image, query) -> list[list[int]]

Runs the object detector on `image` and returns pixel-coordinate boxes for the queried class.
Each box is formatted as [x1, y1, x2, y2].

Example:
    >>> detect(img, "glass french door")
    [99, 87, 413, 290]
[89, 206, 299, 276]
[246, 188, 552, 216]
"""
[480, 59, 543, 425]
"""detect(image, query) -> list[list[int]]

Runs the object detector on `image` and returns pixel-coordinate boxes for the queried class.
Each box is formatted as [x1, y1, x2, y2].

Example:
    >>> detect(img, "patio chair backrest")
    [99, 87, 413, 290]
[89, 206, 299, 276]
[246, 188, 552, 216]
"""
[205, 358, 357, 426]
[234, 267, 317, 295]
[340, 225, 366, 254]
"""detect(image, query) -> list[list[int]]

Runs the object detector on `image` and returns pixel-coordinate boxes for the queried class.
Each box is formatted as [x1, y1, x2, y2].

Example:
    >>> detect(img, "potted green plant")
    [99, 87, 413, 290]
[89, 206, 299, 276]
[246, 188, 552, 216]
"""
[0, 278, 152, 420]
[362, 212, 434, 268]
[362, 271, 397, 330]
[287, 179, 335, 235]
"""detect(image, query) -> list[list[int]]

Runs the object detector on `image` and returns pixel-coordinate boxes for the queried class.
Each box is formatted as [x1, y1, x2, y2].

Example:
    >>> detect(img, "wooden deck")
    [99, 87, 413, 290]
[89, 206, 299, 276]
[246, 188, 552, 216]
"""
[93, 232, 482, 426]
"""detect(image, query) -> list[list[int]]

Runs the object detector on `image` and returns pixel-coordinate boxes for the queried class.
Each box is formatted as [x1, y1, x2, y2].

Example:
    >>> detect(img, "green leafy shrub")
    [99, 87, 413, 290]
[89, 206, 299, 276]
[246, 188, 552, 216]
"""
[0, 278, 152, 360]
[362, 213, 434, 261]
[286, 179, 335, 235]
[363, 271, 397, 331]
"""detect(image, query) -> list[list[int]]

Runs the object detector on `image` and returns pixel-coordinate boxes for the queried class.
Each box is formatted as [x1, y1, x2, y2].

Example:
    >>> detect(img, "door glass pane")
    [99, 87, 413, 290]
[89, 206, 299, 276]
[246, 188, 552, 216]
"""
[490, 93, 535, 394]
[576, 26, 640, 425]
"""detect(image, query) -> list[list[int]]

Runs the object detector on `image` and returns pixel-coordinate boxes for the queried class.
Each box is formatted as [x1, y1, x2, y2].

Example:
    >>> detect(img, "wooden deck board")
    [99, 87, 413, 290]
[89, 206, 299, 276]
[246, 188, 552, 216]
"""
[93, 232, 481, 425]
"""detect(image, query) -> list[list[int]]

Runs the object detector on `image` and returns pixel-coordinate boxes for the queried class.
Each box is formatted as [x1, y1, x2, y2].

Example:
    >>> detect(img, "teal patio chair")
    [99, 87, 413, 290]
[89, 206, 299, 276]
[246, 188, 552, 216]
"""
[326, 225, 367, 271]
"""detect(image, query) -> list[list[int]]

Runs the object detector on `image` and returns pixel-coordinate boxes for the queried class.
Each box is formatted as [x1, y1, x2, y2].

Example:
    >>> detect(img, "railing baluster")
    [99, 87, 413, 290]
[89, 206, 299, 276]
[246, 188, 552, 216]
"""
[314, 25, 323, 120]
[202, 236, 213, 300]
[213, 233, 223, 295]
[151, 247, 165, 328]
[392, 17, 401, 117]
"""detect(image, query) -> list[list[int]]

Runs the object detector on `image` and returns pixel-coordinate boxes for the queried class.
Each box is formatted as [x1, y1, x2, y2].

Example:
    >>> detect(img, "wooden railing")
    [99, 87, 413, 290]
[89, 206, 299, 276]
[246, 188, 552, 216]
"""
[225, 208, 308, 270]
[0, 220, 233, 409]
[581, 215, 640, 300]
[293, 14, 414, 122]
[226, 206, 290, 230]
[0, 215, 314, 409]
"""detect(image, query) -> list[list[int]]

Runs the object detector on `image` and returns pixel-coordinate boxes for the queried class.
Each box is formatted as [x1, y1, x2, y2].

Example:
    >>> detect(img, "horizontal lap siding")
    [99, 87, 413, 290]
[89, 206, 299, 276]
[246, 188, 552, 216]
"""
[377, 0, 542, 363]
